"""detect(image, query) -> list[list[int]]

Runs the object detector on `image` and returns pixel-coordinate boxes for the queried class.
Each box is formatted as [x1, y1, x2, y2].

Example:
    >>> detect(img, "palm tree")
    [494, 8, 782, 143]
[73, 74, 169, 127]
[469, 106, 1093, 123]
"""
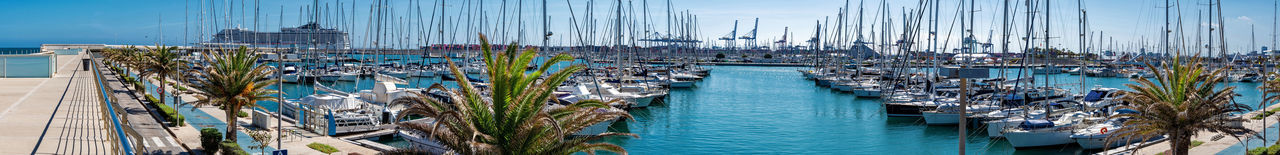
[104, 46, 142, 76]
[138, 45, 187, 106]
[390, 34, 635, 154]
[1107, 57, 1253, 155]
[184, 46, 280, 141]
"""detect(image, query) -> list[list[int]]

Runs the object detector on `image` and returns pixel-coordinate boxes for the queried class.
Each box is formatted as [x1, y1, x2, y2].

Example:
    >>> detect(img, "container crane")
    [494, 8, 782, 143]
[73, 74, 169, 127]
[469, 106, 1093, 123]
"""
[739, 18, 759, 50]
[719, 20, 738, 50]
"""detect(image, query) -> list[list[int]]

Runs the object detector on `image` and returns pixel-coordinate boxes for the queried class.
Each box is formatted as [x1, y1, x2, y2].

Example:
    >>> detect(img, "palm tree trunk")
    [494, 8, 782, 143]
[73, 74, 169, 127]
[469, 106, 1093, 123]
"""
[226, 106, 239, 141]
[1169, 132, 1190, 155]
[159, 78, 167, 105]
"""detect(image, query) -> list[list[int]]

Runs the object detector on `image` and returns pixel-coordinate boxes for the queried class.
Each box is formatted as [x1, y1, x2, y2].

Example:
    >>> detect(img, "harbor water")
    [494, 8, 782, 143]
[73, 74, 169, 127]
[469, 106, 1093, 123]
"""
[602, 65, 1263, 155]
[254, 60, 1267, 154]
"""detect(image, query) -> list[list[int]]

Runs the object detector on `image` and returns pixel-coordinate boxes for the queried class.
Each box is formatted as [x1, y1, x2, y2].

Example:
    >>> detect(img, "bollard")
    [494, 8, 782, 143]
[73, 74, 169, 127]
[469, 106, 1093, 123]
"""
[82, 58, 91, 71]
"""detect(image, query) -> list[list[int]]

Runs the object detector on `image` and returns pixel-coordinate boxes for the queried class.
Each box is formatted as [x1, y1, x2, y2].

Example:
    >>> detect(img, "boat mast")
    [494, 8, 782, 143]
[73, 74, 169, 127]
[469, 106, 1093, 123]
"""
[1078, 0, 1086, 95]
[543, 0, 549, 48]
[1043, 0, 1050, 91]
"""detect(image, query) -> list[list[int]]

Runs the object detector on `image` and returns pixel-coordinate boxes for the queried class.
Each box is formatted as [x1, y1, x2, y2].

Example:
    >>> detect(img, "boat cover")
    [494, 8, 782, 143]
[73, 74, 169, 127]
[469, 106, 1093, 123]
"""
[1019, 119, 1055, 129]
[1083, 90, 1107, 102]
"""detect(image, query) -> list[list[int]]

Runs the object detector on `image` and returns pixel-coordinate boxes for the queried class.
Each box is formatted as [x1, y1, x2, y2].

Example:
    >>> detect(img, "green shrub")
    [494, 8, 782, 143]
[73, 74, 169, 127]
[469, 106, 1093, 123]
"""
[237, 111, 249, 117]
[307, 142, 340, 154]
[199, 128, 222, 154]
[221, 141, 249, 155]
[1191, 140, 1205, 148]
[1248, 142, 1280, 155]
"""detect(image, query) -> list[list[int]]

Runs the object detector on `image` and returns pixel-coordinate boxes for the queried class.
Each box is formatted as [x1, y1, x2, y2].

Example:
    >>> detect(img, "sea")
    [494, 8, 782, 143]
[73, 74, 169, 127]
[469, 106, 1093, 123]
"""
[0, 48, 41, 55]
[597, 66, 1264, 155]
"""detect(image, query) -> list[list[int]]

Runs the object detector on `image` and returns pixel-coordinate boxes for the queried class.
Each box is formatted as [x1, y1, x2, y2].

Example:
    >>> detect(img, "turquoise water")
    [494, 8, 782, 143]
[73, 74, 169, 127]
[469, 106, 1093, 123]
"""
[600, 65, 1265, 155]
[246, 57, 1269, 154]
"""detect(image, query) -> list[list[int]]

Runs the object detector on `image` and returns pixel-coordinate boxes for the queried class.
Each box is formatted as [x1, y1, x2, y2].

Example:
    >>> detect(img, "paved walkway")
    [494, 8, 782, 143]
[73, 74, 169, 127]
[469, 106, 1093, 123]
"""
[31, 53, 114, 154]
[94, 57, 188, 154]
[0, 53, 115, 154]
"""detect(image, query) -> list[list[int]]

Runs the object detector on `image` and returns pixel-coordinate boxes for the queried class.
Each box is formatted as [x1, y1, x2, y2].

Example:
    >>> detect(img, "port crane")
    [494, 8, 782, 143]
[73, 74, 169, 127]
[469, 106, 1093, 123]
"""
[739, 18, 759, 50]
[719, 20, 738, 50]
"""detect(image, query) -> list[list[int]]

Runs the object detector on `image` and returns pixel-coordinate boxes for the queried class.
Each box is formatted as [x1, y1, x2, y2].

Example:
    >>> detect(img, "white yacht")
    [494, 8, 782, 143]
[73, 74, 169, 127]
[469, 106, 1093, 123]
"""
[397, 118, 452, 154]
[280, 66, 300, 83]
[1003, 111, 1094, 148]
[1228, 71, 1261, 82]
[582, 82, 663, 108]
[550, 87, 626, 136]
[1081, 87, 1125, 108]
[850, 80, 882, 98]
[922, 103, 1003, 125]
[668, 79, 695, 88]
[379, 69, 409, 78]
[1071, 111, 1151, 150]
[1033, 66, 1063, 74]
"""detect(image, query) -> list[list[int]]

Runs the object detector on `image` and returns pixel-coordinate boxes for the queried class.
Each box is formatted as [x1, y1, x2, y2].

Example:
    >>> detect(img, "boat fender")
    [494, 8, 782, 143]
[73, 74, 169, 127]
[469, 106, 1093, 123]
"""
[1101, 127, 1107, 134]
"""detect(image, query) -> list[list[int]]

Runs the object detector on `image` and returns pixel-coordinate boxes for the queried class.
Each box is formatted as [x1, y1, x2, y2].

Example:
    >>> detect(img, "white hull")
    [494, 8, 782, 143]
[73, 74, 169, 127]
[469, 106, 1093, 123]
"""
[338, 73, 359, 81]
[410, 70, 437, 77]
[984, 119, 1024, 138]
[1004, 130, 1074, 148]
[1073, 135, 1134, 150]
[574, 119, 617, 136]
[282, 73, 300, 83]
[398, 127, 452, 154]
[627, 95, 658, 108]
[383, 72, 409, 78]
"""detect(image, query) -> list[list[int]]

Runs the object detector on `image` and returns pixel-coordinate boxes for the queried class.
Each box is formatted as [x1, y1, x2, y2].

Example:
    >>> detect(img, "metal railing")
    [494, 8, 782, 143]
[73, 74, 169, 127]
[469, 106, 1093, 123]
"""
[91, 56, 141, 155]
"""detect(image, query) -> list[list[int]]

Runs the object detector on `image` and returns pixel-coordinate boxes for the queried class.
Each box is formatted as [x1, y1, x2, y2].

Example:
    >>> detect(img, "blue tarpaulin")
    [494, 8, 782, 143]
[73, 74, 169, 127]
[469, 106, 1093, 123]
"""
[1083, 90, 1107, 102]
[1019, 119, 1055, 129]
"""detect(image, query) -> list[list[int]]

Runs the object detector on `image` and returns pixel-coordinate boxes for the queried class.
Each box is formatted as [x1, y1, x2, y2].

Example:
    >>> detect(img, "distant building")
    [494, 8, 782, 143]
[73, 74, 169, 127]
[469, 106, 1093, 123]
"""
[208, 22, 349, 48]
[952, 53, 998, 63]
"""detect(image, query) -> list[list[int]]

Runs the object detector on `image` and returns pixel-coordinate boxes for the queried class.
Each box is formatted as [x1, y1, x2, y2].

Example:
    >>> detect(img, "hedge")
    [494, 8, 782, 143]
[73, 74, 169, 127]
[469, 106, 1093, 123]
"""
[132, 81, 145, 92]
[121, 76, 135, 83]
[1253, 107, 1280, 120]
[146, 94, 184, 126]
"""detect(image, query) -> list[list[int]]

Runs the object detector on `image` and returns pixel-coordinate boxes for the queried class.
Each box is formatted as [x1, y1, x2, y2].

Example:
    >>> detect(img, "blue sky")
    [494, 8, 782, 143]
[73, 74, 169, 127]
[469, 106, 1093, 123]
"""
[1, 0, 1276, 54]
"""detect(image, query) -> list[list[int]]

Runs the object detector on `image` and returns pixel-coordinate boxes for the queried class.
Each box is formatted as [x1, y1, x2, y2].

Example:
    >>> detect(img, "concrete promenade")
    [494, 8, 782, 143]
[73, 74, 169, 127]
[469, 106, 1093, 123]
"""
[0, 53, 116, 154]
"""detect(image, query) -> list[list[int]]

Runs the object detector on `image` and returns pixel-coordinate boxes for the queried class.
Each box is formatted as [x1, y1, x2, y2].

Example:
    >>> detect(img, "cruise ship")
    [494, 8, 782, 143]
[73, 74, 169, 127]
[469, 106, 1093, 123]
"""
[208, 22, 350, 49]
